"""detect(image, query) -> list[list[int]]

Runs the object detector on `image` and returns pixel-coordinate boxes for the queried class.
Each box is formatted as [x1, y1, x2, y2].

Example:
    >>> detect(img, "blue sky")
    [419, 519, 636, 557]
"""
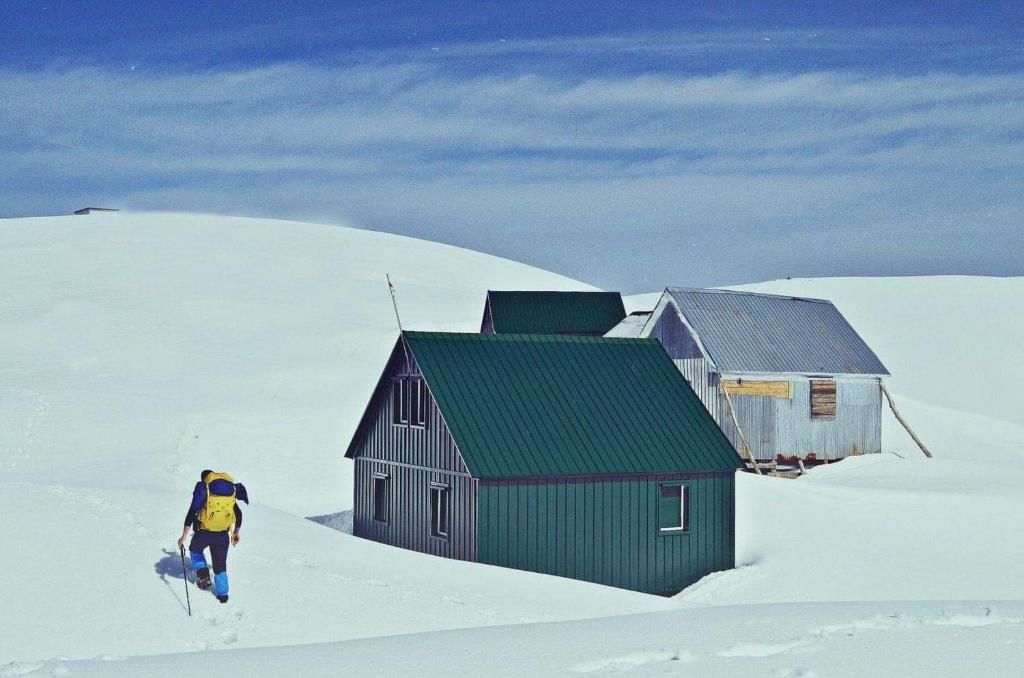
[1, 1, 1022, 291]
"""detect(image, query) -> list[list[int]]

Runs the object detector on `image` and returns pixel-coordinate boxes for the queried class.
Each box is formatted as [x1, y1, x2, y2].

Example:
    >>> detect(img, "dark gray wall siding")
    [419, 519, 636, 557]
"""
[481, 301, 495, 334]
[353, 459, 477, 561]
[477, 473, 735, 595]
[351, 346, 476, 561]
[356, 350, 468, 474]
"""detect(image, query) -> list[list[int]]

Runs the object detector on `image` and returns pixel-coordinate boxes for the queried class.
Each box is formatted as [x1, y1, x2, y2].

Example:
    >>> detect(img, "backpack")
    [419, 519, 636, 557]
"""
[197, 471, 237, 532]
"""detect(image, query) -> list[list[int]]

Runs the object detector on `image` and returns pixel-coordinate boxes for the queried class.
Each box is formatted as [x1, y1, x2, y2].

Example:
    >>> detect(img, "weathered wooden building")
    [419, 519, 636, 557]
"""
[345, 331, 741, 595]
[480, 290, 626, 335]
[635, 288, 890, 465]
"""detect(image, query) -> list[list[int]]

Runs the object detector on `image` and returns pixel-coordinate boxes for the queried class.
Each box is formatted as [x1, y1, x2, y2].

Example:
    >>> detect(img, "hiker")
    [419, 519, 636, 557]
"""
[177, 470, 249, 603]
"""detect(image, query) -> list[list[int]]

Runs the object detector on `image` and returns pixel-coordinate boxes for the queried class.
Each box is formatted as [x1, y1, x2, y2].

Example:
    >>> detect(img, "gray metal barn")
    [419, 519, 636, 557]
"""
[628, 288, 890, 466]
[344, 331, 741, 595]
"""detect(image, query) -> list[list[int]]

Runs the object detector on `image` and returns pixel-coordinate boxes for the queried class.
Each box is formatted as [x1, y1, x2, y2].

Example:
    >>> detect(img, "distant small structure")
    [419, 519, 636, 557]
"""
[480, 290, 626, 335]
[73, 207, 120, 215]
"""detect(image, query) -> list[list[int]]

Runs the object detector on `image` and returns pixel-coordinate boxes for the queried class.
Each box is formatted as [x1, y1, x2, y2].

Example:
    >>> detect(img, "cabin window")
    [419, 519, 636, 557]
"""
[372, 474, 389, 523]
[810, 379, 837, 419]
[392, 377, 428, 427]
[392, 378, 408, 425]
[658, 484, 689, 532]
[429, 484, 449, 539]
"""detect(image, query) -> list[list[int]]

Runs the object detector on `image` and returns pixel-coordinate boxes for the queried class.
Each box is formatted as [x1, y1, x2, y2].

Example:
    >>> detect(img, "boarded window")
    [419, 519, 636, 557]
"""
[372, 474, 388, 522]
[810, 379, 837, 419]
[658, 484, 688, 532]
[392, 377, 429, 427]
[722, 379, 792, 398]
[430, 484, 449, 538]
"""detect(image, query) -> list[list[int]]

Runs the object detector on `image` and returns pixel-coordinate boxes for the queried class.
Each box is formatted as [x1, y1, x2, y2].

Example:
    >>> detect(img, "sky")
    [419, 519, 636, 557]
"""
[1, 1, 1022, 291]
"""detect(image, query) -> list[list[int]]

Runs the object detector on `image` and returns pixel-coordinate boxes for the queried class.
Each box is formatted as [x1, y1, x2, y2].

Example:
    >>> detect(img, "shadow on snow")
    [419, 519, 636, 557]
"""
[155, 547, 194, 613]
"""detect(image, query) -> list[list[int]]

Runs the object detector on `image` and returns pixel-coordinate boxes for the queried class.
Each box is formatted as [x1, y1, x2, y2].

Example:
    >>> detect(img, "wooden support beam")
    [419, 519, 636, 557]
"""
[881, 383, 933, 459]
[719, 384, 761, 475]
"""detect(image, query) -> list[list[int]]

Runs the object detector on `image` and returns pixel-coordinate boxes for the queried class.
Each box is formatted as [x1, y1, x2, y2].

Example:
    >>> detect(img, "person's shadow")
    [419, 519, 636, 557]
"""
[155, 548, 193, 613]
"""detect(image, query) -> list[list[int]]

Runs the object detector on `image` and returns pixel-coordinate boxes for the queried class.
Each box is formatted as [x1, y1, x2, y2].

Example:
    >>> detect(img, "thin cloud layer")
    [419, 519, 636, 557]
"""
[1, 34, 1022, 290]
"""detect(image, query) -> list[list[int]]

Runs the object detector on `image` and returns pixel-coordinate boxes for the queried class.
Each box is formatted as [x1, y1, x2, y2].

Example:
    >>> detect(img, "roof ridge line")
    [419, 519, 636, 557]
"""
[404, 330, 651, 344]
[666, 286, 833, 305]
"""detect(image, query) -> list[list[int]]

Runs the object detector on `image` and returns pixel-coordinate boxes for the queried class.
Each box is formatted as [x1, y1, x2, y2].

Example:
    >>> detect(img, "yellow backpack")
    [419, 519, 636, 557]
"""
[197, 472, 237, 532]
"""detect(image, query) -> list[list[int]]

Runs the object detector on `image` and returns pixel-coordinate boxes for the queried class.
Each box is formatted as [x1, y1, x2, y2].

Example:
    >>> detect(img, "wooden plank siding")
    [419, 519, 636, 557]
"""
[477, 473, 735, 595]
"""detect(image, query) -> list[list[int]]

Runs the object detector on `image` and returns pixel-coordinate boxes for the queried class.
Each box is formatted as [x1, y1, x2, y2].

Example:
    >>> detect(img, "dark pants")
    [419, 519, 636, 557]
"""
[189, 529, 230, 596]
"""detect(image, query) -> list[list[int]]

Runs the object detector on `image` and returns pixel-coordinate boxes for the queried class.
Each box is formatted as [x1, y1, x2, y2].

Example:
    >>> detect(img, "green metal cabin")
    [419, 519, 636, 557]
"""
[344, 332, 742, 595]
[480, 290, 626, 335]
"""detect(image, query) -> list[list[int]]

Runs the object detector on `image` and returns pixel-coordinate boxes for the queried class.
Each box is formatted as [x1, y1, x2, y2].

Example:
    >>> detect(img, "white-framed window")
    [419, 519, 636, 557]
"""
[658, 484, 689, 532]
[429, 483, 449, 539]
[372, 473, 389, 523]
[392, 376, 428, 427]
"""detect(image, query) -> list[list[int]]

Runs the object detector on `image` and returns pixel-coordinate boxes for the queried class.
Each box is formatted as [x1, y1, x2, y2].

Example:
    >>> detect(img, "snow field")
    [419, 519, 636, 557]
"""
[3, 213, 1024, 675]
[21, 601, 1024, 677]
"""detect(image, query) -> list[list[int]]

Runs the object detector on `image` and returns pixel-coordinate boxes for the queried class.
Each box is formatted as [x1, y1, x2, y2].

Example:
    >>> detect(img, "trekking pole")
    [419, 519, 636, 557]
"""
[179, 544, 192, 617]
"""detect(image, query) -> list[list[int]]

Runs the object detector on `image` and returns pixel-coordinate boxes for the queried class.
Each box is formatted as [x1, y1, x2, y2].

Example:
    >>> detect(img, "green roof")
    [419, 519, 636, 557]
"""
[404, 332, 741, 478]
[483, 291, 626, 335]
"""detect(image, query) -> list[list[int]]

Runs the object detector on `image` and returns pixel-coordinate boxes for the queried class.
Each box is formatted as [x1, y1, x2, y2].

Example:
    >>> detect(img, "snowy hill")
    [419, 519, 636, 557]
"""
[0, 212, 592, 515]
[2, 213, 1023, 676]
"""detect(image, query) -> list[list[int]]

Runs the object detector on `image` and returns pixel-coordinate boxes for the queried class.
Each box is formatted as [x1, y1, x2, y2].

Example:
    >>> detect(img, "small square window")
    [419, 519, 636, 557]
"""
[430, 484, 449, 538]
[372, 474, 389, 523]
[658, 484, 688, 532]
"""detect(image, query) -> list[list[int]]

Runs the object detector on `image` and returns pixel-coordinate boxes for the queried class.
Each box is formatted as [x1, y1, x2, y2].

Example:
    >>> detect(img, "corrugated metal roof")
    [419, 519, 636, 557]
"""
[405, 331, 742, 478]
[666, 288, 889, 375]
[484, 291, 626, 335]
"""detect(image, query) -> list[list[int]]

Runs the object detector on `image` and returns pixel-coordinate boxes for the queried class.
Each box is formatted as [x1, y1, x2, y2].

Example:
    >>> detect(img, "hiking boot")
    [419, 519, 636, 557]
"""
[195, 569, 212, 591]
[217, 595, 229, 604]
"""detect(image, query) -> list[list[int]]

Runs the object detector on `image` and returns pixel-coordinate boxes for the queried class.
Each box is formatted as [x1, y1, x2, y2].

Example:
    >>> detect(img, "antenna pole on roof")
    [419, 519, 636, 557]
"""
[386, 274, 412, 370]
